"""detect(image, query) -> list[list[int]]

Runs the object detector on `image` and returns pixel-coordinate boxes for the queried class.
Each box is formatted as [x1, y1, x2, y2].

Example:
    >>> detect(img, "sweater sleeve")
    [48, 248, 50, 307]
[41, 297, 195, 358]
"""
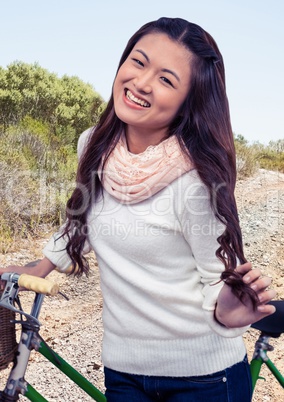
[42, 127, 94, 272]
[43, 231, 92, 272]
[43, 232, 73, 272]
[179, 171, 249, 337]
[77, 126, 94, 159]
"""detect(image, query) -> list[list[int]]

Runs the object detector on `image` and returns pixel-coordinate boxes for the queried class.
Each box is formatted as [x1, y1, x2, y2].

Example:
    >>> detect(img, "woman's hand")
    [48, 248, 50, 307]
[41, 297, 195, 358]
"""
[0, 265, 28, 291]
[215, 262, 277, 328]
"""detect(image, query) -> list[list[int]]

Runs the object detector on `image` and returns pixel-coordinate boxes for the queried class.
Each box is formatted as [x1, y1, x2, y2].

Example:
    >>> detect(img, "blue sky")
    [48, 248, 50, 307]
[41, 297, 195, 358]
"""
[1, 0, 283, 144]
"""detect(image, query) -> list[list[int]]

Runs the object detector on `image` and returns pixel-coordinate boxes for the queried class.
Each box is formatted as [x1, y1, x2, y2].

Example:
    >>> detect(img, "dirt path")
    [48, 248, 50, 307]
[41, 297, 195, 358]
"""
[1, 168, 284, 401]
[236, 169, 284, 401]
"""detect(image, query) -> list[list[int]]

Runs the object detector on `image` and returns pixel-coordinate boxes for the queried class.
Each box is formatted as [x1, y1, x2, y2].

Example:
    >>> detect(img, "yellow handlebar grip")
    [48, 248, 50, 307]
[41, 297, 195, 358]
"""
[18, 274, 59, 296]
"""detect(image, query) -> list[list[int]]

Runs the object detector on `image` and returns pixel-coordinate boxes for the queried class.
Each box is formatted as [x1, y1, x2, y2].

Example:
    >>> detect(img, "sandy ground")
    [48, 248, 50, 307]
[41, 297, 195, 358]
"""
[0, 168, 284, 401]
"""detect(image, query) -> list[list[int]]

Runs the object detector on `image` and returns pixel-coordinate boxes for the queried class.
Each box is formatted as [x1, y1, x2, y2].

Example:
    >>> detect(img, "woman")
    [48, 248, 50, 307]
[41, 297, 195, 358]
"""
[1, 17, 276, 401]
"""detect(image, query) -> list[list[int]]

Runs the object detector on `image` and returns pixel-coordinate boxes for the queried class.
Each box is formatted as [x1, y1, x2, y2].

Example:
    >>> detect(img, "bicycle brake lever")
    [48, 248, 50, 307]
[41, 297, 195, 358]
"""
[0, 272, 41, 327]
[59, 291, 69, 300]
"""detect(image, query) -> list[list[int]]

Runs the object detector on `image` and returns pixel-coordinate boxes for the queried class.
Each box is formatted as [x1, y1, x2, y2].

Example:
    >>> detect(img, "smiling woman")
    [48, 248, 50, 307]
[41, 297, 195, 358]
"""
[0, 16, 276, 402]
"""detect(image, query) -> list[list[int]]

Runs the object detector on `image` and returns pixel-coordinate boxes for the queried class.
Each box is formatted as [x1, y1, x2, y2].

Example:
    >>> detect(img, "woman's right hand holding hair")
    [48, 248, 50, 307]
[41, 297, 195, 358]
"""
[215, 262, 277, 328]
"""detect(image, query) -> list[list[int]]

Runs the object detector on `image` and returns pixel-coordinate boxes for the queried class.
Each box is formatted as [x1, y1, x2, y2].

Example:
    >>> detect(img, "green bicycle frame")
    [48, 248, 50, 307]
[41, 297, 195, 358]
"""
[0, 281, 106, 402]
[250, 355, 284, 390]
[24, 340, 106, 402]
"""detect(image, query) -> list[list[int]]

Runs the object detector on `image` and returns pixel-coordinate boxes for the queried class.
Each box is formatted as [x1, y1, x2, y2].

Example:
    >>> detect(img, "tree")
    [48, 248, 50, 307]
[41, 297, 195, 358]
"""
[54, 74, 102, 142]
[0, 61, 104, 140]
[234, 133, 248, 146]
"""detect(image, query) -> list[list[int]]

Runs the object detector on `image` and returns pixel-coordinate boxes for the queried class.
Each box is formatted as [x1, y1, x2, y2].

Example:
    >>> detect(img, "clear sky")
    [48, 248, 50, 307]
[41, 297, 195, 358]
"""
[1, 0, 283, 144]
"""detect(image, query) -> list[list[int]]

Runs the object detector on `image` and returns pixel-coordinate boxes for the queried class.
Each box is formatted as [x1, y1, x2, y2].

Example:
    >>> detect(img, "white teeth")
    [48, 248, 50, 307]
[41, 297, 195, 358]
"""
[126, 90, 150, 107]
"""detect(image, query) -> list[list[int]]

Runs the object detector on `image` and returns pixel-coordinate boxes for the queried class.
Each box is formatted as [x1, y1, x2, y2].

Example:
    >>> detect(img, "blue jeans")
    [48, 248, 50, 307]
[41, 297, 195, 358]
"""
[104, 356, 252, 401]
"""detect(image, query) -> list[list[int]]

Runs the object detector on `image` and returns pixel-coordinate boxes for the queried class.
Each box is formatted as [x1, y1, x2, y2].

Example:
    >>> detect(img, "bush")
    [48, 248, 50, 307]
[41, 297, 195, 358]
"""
[234, 135, 258, 179]
[0, 123, 77, 251]
[234, 136, 284, 178]
[257, 150, 284, 173]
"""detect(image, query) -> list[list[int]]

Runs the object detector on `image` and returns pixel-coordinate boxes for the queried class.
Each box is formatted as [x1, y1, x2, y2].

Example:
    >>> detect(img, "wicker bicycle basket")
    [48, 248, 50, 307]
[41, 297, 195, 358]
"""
[0, 293, 17, 370]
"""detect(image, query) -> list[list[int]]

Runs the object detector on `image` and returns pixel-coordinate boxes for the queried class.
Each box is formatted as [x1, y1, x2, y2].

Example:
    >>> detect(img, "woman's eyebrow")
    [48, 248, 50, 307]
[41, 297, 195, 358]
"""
[135, 49, 150, 62]
[135, 49, 180, 82]
[161, 68, 180, 82]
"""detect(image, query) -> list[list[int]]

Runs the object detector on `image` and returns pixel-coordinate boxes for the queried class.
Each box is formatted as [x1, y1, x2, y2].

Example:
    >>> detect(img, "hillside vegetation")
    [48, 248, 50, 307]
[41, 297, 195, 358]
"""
[0, 62, 283, 251]
[235, 134, 284, 178]
[0, 62, 104, 251]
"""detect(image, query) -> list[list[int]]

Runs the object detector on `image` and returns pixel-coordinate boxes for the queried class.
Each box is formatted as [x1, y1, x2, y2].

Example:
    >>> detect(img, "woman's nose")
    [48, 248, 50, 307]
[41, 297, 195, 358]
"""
[134, 72, 152, 94]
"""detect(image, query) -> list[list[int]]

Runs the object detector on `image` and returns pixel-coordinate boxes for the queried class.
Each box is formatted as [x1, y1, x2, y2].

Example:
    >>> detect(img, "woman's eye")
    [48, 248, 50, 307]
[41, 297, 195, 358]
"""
[161, 77, 173, 87]
[132, 58, 144, 67]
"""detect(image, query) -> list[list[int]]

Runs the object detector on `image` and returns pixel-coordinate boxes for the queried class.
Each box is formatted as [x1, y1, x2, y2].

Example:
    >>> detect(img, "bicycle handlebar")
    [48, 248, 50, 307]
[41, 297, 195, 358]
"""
[18, 274, 59, 295]
[0, 272, 61, 330]
[1, 272, 59, 296]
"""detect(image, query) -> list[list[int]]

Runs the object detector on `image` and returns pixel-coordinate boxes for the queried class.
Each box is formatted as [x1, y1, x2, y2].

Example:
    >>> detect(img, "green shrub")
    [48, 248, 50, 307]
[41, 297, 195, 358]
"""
[257, 150, 284, 172]
[234, 136, 284, 178]
[234, 135, 258, 179]
[0, 122, 77, 251]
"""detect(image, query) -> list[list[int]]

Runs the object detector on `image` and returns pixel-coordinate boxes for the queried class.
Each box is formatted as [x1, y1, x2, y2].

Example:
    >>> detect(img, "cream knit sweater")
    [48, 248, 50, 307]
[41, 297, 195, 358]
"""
[43, 129, 248, 377]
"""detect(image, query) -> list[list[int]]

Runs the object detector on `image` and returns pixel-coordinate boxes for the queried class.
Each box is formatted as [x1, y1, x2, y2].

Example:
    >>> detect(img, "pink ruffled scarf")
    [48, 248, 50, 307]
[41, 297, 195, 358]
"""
[99, 134, 193, 204]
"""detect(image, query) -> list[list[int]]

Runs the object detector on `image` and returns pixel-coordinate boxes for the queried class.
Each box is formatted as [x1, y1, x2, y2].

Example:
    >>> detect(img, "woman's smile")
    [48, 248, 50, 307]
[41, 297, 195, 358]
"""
[125, 89, 151, 108]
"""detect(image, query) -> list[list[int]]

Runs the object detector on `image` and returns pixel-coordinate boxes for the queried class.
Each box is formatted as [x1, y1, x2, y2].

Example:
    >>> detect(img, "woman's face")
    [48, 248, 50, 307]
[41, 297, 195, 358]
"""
[113, 32, 193, 141]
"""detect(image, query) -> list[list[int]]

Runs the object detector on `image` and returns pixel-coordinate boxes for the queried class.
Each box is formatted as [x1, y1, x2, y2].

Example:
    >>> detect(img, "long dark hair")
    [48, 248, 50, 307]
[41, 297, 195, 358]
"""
[63, 17, 257, 306]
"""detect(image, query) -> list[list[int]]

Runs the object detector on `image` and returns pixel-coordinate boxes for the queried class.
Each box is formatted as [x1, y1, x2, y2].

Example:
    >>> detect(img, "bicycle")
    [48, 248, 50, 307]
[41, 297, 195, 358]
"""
[0, 271, 106, 401]
[0, 271, 283, 401]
